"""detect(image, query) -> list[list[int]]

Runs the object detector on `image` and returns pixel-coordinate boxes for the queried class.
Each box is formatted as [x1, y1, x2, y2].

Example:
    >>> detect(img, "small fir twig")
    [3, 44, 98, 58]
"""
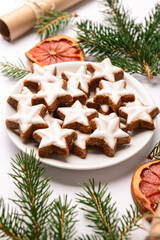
[76, 0, 160, 78]
[0, 58, 31, 80]
[35, 10, 78, 40]
[147, 141, 160, 160]
[50, 195, 77, 240]
[76, 179, 144, 240]
[0, 151, 147, 239]
[0, 151, 77, 240]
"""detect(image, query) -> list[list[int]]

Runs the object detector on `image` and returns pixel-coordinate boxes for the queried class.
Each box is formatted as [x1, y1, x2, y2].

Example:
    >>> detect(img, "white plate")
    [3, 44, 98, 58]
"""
[4, 61, 157, 170]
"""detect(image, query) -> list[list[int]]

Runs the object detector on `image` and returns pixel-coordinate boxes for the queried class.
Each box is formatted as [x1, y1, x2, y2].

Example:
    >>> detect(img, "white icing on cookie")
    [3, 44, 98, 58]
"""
[94, 79, 133, 105]
[119, 99, 157, 124]
[90, 58, 122, 82]
[9, 87, 34, 106]
[58, 100, 97, 126]
[34, 120, 75, 149]
[7, 103, 47, 133]
[26, 63, 60, 84]
[87, 88, 109, 113]
[44, 114, 63, 126]
[74, 131, 89, 150]
[67, 80, 86, 98]
[63, 65, 91, 94]
[90, 113, 130, 149]
[33, 80, 69, 106]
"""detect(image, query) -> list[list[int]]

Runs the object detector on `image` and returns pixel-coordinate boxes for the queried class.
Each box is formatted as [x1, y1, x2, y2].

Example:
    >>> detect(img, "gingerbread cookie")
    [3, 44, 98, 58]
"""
[71, 131, 89, 159]
[7, 87, 34, 110]
[94, 79, 135, 112]
[87, 113, 131, 156]
[87, 58, 124, 86]
[57, 100, 98, 133]
[86, 88, 110, 115]
[33, 119, 77, 157]
[32, 80, 73, 114]
[62, 65, 91, 95]
[24, 63, 59, 90]
[6, 103, 48, 142]
[118, 99, 159, 130]
[65, 80, 88, 106]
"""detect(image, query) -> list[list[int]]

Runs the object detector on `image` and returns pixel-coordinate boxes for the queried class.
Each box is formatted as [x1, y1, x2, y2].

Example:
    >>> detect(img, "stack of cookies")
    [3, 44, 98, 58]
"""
[6, 58, 159, 159]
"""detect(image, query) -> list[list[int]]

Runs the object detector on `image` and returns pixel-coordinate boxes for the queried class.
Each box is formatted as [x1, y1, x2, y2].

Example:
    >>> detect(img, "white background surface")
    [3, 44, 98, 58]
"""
[0, 0, 160, 239]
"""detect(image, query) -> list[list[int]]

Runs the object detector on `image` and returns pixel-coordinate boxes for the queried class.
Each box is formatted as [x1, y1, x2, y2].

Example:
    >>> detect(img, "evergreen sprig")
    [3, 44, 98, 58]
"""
[0, 151, 146, 239]
[35, 10, 78, 40]
[147, 141, 160, 160]
[0, 151, 77, 240]
[76, 0, 160, 78]
[0, 59, 31, 80]
[76, 179, 144, 240]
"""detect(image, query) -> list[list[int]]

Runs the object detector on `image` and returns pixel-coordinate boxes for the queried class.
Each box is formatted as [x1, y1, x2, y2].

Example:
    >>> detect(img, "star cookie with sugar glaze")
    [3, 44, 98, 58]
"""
[24, 63, 59, 90]
[7, 87, 34, 110]
[86, 88, 110, 115]
[33, 119, 77, 157]
[62, 65, 91, 95]
[118, 99, 159, 130]
[72, 131, 89, 159]
[65, 80, 88, 106]
[94, 79, 135, 112]
[87, 58, 124, 86]
[6, 103, 48, 142]
[87, 113, 131, 157]
[57, 100, 98, 134]
[32, 80, 73, 114]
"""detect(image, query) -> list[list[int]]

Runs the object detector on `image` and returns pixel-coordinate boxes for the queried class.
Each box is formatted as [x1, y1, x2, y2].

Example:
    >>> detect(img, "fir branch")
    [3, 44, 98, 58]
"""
[118, 204, 144, 240]
[9, 151, 54, 239]
[0, 198, 24, 240]
[76, 179, 144, 240]
[50, 195, 77, 240]
[0, 152, 147, 239]
[147, 141, 160, 160]
[0, 58, 31, 80]
[76, 1, 160, 78]
[35, 10, 78, 40]
[75, 235, 101, 240]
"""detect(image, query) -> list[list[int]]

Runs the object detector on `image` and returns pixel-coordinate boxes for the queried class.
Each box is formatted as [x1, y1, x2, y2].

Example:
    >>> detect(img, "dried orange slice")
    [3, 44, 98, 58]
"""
[25, 35, 85, 67]
[131, 160, 160, 214]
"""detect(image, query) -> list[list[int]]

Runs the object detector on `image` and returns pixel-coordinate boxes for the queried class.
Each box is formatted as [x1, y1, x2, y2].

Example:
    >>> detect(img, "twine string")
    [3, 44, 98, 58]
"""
[26, 0, 55, 19]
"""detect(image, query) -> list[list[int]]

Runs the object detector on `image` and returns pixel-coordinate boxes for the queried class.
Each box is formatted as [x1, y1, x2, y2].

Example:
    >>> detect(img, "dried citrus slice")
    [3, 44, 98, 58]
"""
[131, 160, 160, 214]
[25, 35, 85, 67]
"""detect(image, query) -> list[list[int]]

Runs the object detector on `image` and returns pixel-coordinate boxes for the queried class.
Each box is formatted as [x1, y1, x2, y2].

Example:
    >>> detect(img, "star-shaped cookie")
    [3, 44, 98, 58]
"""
[32, 80, 73, 114]
[72, 131, 89, 159]
[87, 113, 131, 156]
[33, 119, 77, 157]
[6, 103, 48, 141]
[57, 100, 98, 133]
[86, 88, 110, 115]
[62, 65, 91, 95]
[24, 63, 60, 89]
[94, 79, 135, 111]
[87, 58, 124, 86]
[118, 99, 159, 130]
[7, 87, 34, 110]
[65, 79, 88, 105]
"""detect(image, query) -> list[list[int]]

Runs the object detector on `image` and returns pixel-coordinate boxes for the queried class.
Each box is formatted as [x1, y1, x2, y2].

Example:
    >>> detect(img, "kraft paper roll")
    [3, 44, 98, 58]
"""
[0, 0, 83, 41]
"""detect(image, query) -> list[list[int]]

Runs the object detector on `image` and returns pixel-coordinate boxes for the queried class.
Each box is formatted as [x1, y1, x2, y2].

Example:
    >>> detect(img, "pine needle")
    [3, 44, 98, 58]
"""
[0, 58, 31, 80]
[35, 10, 78, 40]
[76, 0, 160, 78]
[147, 141, 160, 160]
[0, 152, 149, 239]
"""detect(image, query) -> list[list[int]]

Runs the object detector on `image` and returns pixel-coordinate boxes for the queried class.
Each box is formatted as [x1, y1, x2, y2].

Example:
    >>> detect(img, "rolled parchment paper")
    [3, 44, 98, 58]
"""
[0, 0, 83, 41]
